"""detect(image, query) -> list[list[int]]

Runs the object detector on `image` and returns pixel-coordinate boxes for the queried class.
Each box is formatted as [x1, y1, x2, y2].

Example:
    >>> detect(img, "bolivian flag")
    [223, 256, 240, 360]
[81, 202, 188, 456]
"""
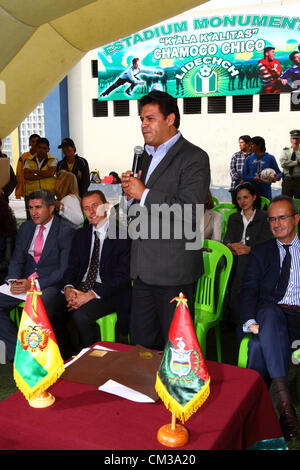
[155, 293, 210, 423]
[13, 281, 64, 402]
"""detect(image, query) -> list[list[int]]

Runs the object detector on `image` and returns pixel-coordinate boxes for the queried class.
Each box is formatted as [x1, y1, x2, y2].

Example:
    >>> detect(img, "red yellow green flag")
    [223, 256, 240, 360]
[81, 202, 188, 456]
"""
[155, 292, 210, 423]
[13, 282, 64, 402]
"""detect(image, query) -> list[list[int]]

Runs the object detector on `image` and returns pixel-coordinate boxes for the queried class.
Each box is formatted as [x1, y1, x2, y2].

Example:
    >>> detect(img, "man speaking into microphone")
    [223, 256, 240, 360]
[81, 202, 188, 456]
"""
[122, 91, 210, 350]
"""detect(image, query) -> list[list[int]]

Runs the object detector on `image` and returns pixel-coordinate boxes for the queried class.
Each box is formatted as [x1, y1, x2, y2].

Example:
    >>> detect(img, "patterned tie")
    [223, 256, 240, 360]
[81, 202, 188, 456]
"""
[81, 231, 100, 292]
[33, 225, 46, 264]
[274, 244, 291, 302]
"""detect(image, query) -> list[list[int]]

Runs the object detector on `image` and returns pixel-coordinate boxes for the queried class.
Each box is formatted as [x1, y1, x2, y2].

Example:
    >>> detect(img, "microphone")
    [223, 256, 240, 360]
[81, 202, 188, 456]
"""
[132, 146, 144, 177]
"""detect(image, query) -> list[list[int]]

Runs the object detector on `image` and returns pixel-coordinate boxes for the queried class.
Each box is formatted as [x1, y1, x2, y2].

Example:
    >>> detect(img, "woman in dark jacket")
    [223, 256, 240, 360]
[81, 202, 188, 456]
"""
[0, 196, 17, 284]
[223, 182, 273, 327]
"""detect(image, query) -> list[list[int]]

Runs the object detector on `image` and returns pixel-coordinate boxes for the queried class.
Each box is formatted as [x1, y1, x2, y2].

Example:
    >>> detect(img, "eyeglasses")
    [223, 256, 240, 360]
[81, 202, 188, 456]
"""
[267, 214, 296, 223]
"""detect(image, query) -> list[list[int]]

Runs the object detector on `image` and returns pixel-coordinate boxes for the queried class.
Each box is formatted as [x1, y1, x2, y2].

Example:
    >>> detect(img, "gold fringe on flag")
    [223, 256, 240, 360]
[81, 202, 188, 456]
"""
[14, 362, 65, 402]
[155, 373, 210, 423]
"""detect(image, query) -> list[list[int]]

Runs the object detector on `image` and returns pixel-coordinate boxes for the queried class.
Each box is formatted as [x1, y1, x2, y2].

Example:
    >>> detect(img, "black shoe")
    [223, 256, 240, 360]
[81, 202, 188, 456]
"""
[279, 402, 299, 441]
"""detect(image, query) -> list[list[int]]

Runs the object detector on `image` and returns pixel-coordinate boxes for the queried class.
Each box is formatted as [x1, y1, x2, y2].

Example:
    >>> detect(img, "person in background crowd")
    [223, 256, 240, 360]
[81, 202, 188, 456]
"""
[280, 129, 300, 199]
[0, 138, 17, 203]
[23, 137, 57, 220]
[229, 135, 252, 202]
[55, 170, 84, 229]
[224, 183, 273, 330]
[203, 190, 223, 242]
[57, 138, 90, 198]
[15, 133, 40, 200]
[0, 196, 17, 285]
[242, 136, 282, 199]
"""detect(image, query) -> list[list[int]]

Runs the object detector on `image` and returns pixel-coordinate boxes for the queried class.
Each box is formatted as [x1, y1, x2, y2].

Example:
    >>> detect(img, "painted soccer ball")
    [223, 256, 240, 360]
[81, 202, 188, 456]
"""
[260, 168, 276, 183]
[200, 65, 211, 77]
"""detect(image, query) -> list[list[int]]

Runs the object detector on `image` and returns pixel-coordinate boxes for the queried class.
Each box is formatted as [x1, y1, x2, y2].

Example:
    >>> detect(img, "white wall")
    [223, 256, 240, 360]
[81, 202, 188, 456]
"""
[67, 48, 296, 189]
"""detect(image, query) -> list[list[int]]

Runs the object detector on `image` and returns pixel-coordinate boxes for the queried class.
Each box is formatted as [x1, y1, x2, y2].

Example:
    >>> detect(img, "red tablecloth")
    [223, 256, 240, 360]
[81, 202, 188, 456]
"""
[0, 342, 283, 450]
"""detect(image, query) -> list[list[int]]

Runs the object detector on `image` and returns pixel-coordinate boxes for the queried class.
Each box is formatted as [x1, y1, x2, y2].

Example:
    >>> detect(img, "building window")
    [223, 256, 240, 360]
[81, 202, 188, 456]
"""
[92, 98, 108, 117]
[183, 97, 201, 114]
[232, 95, 253, 113]
[208, 96, 226, 113]
[259, 94, 280, 112]
[113, 100, 130, 117]
[91, 60, 98, 78]
[290, 93, 300, 111]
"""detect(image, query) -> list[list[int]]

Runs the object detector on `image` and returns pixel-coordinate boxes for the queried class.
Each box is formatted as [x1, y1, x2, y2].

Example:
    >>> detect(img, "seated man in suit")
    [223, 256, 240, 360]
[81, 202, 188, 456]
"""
[240, 195, 300, 441]
[47, 190, 131, 359]
[0, 189, 75, 361]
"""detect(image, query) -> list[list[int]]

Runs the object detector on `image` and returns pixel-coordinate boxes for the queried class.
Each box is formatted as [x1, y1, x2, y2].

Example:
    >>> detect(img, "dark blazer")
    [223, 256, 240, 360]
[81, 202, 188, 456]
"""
[239, 238, 287, 325]
[223, 209, 272, 247]
[129, 135, 210, 285]
[6, 216, 75, 290]
[62, 224, 131, 320]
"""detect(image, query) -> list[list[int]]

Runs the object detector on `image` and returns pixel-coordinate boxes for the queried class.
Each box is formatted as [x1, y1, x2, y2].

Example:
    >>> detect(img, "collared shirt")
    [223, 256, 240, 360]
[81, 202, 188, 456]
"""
[229, 150, 251, 191]
[140, 131, 181, 206]
[241, 209, 256, 244]
[243, 234, 300, 332]
[277, 235, 300, 306]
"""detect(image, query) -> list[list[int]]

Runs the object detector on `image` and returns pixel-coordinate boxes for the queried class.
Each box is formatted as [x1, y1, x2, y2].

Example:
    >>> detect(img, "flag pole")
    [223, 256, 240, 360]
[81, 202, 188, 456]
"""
[157, 412, 189, 448]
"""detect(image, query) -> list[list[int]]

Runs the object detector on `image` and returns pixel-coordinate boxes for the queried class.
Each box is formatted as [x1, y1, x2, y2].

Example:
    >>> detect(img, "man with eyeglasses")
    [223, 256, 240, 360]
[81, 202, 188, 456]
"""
[239, 195, 300, 441]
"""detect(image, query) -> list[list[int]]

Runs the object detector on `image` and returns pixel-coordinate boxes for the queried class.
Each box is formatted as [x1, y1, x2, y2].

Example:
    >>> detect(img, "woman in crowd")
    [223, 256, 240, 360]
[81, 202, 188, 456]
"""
[223, 182, 273, 329]
[55, 170, 84, 229]
[0, 196, 17, 284]
[203, 190, 223, 242]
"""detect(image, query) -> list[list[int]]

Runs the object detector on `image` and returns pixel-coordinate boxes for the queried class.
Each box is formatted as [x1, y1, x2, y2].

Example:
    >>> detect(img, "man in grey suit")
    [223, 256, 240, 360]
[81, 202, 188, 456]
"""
[122, 91, 210, 349]
[0, 189, 75, 361]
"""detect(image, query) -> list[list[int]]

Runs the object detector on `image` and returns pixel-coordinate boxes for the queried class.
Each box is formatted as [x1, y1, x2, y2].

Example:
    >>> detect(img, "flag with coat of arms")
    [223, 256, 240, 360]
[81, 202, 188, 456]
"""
[13, 280, 64, 402]
[155, 292, 210, 423]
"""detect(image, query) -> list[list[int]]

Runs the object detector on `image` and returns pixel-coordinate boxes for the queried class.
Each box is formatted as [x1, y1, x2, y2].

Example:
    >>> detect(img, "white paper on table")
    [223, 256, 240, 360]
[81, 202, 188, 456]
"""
[99, 379, 155, 403]
[64, 345, 114, 368]
[0, 283, 26, 301]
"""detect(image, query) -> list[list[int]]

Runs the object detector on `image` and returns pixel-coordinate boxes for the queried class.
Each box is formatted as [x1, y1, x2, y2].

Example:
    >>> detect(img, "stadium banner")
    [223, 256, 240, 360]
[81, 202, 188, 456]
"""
[97, 4, 300, 100]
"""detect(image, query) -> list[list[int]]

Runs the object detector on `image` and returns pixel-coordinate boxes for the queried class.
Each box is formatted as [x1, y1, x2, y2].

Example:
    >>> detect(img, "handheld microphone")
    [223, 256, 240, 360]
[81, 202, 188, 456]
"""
[132, 146, 144, 177]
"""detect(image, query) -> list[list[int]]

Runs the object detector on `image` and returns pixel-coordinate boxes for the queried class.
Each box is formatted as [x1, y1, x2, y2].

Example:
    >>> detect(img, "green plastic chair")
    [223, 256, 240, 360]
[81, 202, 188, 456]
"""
[237, 333, 252, 368]
[212, 195, 219, 206]
[294, 198, 300, 212]
[9, 302, 25, 328]
[96, 312, 117, 342]
[194, 240, 233, 362]
[213, 203, 237, 241]
[260, 196, 270, 211]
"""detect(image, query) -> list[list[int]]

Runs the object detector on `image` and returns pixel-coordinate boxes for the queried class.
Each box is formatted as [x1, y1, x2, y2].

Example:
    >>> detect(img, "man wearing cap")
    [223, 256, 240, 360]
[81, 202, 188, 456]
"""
[258, 47, 282, 93]
[57, 138, 90, 198]
[280, 130, 300, 198]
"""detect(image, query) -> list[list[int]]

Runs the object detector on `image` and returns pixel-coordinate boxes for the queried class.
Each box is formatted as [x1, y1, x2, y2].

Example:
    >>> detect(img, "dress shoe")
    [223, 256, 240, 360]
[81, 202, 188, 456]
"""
[279, 402, 299, 441]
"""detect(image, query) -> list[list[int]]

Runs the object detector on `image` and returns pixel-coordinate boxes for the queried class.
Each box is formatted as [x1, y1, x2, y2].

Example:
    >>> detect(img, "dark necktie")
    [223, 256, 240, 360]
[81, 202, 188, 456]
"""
[81, 232, 100, 292]
[289, 152, 296, 176]
[274, 244, 291, 302]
